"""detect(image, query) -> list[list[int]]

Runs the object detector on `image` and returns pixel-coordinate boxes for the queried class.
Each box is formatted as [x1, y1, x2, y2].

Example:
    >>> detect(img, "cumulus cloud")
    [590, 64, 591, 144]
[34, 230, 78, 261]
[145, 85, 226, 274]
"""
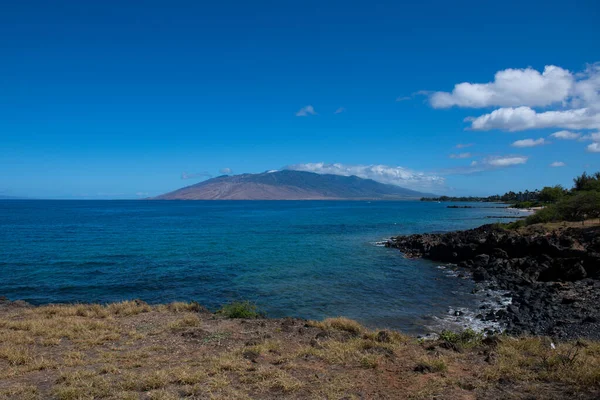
[550, 130, 581, 139]
[455, 143, 474, 148]
[334, 107, 346, 114]
[426, 63, 600, 132]
[586, 143, 600, 153]
[284, 162, 445, 191]
[449, 152, 472, 159]
[219, 168, 233, 174]
[429, 65, 574, 108]
[550, 161, 566, 167]
[181, 172, 212, 180]
[466, 106, 600, 131]
[296, 105, 317, 117]
[572, 63, 600, 108]
[511, 138, 547, 148]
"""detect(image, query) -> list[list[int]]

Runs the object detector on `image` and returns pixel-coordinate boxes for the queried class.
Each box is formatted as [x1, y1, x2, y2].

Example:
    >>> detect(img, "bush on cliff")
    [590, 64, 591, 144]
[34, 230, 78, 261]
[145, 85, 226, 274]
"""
[217, 301, 262, 318]
[556, 191, 600, 222]
[524, 205, 563, 224]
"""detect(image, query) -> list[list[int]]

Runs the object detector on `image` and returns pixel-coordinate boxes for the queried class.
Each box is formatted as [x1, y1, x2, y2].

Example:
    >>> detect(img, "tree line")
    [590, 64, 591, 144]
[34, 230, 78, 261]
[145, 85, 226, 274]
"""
[422, 172, 600, 226]
[519, 172, 600, 226]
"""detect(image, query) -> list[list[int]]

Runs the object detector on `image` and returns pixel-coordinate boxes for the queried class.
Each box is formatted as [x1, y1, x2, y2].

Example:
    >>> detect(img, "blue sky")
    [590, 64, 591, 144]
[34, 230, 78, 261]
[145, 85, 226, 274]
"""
[1, 0, 599, 198]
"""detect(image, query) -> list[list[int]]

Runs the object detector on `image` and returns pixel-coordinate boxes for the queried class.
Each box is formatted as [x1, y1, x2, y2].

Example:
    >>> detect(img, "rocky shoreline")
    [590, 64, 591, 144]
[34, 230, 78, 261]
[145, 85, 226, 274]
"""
[386, 223, 600, 340]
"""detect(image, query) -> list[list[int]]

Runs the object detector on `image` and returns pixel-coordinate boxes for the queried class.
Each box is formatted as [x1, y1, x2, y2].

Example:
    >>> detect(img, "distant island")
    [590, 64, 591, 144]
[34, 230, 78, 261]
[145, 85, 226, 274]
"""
[153, 170, 435, 200]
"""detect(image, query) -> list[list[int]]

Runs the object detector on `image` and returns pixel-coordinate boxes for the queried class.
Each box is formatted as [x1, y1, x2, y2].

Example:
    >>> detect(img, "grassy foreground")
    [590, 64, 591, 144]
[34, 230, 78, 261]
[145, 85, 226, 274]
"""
[1, 301, 599, 399]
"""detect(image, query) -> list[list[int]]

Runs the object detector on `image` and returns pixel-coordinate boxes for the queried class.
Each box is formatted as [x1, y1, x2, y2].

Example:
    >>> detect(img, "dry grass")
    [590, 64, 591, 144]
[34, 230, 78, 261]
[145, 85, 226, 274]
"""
[167, 314, 201, 330]
[308, 317, 365, 335]
[485, 337, 600, 387]
[0, 301, 599, 399]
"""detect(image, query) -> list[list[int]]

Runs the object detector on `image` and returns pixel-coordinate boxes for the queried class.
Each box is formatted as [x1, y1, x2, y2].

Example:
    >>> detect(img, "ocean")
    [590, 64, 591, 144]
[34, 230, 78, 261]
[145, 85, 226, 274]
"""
[0, 200, 524, 334]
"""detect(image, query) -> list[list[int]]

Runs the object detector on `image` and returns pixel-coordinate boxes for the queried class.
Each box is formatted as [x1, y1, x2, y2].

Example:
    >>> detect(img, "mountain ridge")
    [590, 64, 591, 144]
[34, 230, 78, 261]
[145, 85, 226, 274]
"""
[153, 170, 435, 200]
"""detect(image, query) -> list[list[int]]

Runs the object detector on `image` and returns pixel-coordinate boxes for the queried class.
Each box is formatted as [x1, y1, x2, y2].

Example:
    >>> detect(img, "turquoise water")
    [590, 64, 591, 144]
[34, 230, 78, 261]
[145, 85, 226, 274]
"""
[0, 200, 522, 334]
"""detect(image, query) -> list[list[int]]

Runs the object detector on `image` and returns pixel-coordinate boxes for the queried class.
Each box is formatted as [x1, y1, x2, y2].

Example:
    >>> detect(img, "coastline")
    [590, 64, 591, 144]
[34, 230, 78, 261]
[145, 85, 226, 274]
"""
[386, 221, 600, 340]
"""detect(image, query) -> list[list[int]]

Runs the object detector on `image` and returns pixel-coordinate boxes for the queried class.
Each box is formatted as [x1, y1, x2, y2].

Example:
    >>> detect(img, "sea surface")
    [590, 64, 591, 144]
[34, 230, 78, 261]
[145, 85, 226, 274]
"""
[0, 200, 525, 334]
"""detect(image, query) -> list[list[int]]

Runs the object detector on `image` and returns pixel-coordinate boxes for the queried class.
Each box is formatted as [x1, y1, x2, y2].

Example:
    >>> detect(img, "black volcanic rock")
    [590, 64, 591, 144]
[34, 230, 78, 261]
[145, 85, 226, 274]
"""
[153, 170, 434, 200]
[386, 225, 600, 340]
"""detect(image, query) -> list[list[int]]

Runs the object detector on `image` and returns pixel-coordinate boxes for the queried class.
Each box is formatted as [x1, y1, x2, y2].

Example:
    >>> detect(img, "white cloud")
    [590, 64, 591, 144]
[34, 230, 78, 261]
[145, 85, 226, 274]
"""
[455, 143, 474, 148]
[284, 162, 445, 191]
[550, 161, 566, 167]
[486, 156, 528, 167]
[135, 192, 149, 197]
[396, 96, 411, 102]
[334, 107, 345, 114]
[440, 155, 528, 175]
[429, 65, 574, 108]
[550, 130, 581, 139]
[572, 63, 600, 108]
[580, 132, 600, 141]
[296, 105, 317, 117]
[219, 168, 232, 174]
[587, 143, 600, 153]
[466, 106, 600, 131]
[426, 63, 600, 132]
[449, 152, 472, 159]
[511, 138, 546, 148]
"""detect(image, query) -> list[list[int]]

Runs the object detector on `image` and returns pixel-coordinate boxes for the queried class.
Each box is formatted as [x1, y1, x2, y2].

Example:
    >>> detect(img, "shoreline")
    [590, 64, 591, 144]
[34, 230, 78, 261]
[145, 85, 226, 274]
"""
[386, 221, 600, 340]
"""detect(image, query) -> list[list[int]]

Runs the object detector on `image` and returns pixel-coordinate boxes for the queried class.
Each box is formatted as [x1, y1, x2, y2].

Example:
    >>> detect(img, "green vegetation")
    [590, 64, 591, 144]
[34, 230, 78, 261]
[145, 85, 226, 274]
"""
[422, 183, 569, 207]
[421, 188, 545, 203]
[516, 172, 600, 226]
[216, 301, 262, 319]
[439, 328, 483, 348]
[511, 200, 543, 209]
[538, 185, 568, 203]
[427, 172, 600, 228]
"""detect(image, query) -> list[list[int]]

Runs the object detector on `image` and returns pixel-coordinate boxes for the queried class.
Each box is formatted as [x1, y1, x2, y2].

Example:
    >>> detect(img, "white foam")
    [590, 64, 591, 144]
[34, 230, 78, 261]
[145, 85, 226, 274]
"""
[425, 266, 513, 335]
[373, 239, 390, 247]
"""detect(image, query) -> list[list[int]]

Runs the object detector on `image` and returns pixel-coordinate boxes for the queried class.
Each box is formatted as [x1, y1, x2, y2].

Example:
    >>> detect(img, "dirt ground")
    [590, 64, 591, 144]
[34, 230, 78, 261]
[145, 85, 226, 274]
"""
[0, 300, 599, 399]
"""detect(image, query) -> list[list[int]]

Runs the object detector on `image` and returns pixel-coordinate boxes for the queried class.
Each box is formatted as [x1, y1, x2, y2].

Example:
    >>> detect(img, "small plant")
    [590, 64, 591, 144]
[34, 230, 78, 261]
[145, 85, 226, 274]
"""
[216, 301, 261, 319]
[506, 220, 526, 230]
[439, 328, 483, 347]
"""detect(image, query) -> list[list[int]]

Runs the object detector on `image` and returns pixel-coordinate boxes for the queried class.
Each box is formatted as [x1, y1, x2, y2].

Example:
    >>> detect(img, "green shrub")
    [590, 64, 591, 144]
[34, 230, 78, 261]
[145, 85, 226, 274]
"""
[216, 301, 262, 319]
[439, 328, 483, 347]
[506, 220, 526, 229]
[524, 205, 562, 225]
[512, 201, 542, 209]
[538, 185, 566, 203]
[556, 191, 600, 222]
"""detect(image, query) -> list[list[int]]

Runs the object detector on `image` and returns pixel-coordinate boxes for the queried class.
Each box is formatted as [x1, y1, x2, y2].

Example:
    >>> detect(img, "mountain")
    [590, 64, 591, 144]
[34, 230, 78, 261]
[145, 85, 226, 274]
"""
[153, 170, 434, 200]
